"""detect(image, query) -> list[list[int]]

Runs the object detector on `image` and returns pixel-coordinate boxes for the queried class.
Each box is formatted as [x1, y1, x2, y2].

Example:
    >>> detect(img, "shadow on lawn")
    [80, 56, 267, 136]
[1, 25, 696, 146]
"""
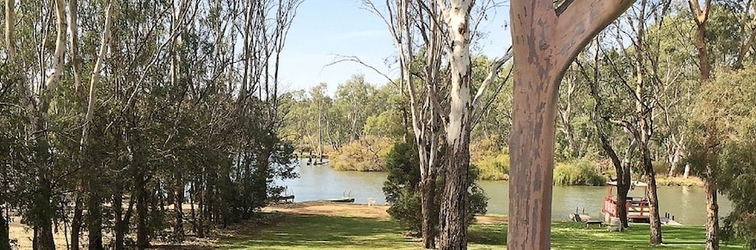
[218, 213, 745, 250]
[221, 213, 418, 249]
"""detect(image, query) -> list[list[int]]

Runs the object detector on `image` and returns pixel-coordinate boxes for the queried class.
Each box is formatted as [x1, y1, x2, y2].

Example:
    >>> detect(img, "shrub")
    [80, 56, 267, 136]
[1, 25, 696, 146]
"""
[470, 137, 509, 181]
[329, 136, 394, 171]
[474, 153, 510, 181]
[553, 159, 606, 186]
[651, 161, 670, 176]
[383, 142, 488, 234]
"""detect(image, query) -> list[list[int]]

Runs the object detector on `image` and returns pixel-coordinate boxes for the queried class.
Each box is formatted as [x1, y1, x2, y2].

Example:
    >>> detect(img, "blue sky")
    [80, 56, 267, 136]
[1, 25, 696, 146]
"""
[277, 0, 512, 95]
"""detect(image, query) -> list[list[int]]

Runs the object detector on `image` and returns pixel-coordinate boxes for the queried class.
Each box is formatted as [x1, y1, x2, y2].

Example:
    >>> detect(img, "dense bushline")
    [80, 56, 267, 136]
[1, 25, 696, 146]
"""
[0, 1, 302, 249]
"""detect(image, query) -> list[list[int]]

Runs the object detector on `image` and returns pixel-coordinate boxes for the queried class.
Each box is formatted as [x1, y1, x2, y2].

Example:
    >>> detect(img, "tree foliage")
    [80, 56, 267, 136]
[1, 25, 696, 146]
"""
[383, 142, 488, 235]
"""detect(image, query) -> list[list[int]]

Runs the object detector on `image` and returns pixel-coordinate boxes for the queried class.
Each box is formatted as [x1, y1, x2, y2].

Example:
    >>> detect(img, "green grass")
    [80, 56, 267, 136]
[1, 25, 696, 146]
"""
[219, 214, 746, 249]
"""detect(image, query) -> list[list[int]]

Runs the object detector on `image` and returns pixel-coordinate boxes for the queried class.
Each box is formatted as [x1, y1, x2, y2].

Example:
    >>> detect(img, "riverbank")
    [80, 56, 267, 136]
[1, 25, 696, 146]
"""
[14, 202, 739, 249]
[214, 202, 743, 249]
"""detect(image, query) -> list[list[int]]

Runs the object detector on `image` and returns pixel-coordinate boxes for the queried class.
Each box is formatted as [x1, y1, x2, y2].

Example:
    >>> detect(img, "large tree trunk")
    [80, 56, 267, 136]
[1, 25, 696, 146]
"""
[34, 181, 55, 250]
[439, 152, 470, 250]
[420, 176, 437, 249]
[508, 1, 634, 248]
[438, 1, 474, 249]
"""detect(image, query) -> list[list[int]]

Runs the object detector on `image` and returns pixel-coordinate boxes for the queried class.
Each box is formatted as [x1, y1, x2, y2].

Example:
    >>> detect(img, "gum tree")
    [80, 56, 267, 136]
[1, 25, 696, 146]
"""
[507, 0, 635, 248]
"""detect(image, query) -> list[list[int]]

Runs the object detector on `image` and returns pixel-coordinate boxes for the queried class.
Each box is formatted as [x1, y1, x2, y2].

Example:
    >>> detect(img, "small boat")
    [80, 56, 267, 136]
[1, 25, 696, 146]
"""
[324, 197, 355, 203]
[325, 191, 355, 203]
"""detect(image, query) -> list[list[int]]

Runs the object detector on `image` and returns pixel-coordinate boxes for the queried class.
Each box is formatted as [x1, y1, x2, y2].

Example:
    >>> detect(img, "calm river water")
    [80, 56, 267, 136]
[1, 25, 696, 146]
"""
[277, 160, 732, 226]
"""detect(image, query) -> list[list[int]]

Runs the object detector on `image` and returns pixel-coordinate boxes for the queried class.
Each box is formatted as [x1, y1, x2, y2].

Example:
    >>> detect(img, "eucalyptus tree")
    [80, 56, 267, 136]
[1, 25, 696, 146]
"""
[577, 39, 638, 229]
[335, 75, 378, 141]
[359, 0, 511, 248]
[687, 68, 756, 250]
[2, 0, 69, 247]
[507, 0, 634, 248]
[684, 1, 756, 249]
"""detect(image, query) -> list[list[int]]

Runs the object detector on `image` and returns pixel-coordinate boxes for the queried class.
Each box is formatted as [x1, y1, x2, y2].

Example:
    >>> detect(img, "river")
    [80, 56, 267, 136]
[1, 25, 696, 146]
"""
[277, 160, 732, 226]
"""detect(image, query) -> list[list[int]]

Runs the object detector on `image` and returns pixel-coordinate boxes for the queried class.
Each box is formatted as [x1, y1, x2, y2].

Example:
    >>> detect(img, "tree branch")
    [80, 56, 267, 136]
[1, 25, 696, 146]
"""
[472, 46, 513, 110]
[554, 0, 636, 73]
[325, 55, 397, 86]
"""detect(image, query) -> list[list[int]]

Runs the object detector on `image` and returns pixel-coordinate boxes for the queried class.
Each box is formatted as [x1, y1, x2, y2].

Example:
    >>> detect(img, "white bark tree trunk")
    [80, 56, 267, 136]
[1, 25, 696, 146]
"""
[438, 1, 475, 249]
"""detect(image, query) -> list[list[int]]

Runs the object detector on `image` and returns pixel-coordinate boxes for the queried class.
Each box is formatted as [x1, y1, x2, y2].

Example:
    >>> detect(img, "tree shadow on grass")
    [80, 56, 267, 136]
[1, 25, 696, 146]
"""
[220, 213, 419, 249]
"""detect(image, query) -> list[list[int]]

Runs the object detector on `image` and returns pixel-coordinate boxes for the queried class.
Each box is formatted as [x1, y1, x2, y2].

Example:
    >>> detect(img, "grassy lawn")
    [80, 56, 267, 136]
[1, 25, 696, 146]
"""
[219, 213, 745, 249]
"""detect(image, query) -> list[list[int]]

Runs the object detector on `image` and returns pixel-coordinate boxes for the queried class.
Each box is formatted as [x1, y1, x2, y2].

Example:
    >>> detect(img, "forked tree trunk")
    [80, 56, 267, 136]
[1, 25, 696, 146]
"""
[688, 1, 718, 248]
[508, 1, 634, 248]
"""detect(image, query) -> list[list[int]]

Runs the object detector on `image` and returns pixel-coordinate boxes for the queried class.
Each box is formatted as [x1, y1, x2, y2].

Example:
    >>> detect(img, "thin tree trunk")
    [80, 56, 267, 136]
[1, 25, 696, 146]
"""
[70, 197, 83, 250]
[0, 205, 10, 250]
[136, 176, 149, 250]
[113, 185, 126, 250]
[5, 0, 15, 59]
[174, 182, 185, 238]
[68, 0, 82, 92]
[704, 176, 719, 250]
[87, 190, 103, 250]
[644, 166, 663, 244]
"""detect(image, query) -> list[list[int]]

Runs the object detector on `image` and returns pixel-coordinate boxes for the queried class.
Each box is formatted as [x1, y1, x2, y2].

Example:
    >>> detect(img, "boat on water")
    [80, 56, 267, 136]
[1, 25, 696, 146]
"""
[324, 197, 355, 203]
[325, 191, 355, 203]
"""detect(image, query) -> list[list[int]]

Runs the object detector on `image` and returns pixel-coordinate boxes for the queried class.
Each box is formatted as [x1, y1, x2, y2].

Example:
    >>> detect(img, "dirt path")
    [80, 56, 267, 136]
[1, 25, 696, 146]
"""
[263, 202, 507, 224]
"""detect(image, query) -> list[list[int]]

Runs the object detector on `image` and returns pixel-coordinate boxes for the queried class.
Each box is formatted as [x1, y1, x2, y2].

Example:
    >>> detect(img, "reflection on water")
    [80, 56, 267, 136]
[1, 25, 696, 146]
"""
[276, 161, 731, 225]
[276, 160, 388, 204]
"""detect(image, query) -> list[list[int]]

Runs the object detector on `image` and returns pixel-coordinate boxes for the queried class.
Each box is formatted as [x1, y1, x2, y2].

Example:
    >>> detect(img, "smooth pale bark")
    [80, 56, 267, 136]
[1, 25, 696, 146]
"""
[32, 1, 67, 249]
[68, 0, 82, 91]
[5, 0, 14, 59]
[77, 3, 114, 248]
[437, 1, 475, 249]
[508, 1, 634, 249]
[376, 0, 444, 247]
